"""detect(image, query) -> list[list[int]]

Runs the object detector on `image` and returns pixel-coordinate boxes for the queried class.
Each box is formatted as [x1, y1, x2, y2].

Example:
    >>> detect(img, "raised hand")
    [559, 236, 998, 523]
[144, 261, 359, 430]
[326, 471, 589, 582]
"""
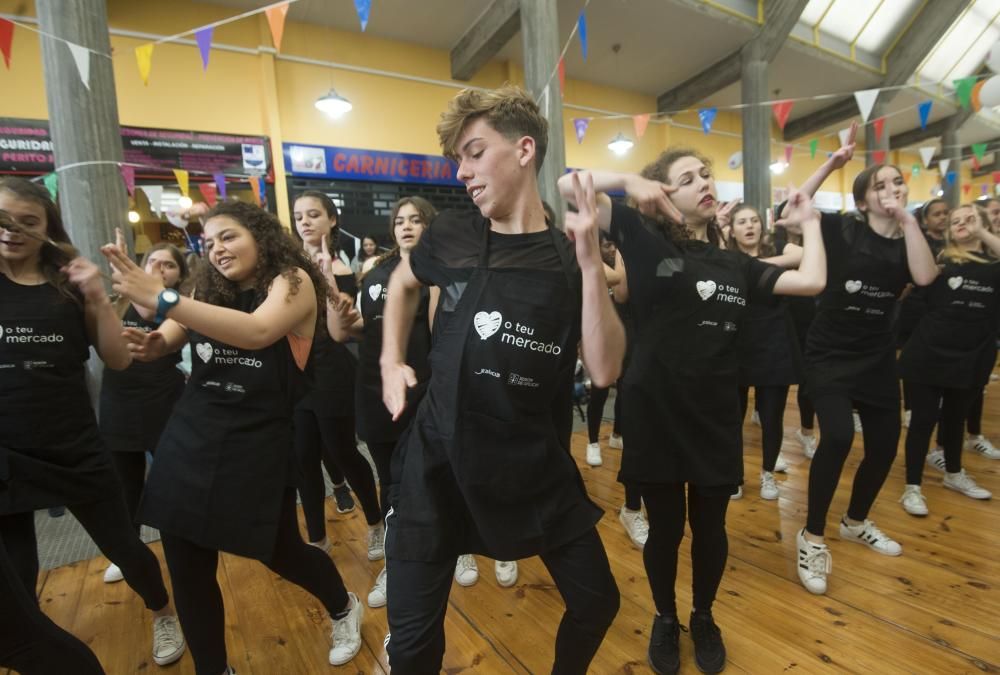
[316, 233, 336, 281]
[61, 256, 107, 303]
[115, 227, 129, 257]
[775, 186, 816, 230]
[563, 172, 601, 267]
[879, 193, 918, 229]
[625, 175, 684, 223]
[101, 243, 164, 309]
[714, 198, 741, 232]
[122, 326, 168, 361]
[829, 120, 858, 170]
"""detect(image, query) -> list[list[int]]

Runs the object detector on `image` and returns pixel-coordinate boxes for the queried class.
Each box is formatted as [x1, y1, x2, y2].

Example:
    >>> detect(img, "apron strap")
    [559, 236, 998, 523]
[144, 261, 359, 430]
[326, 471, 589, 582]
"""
[477, 214, 579, 290]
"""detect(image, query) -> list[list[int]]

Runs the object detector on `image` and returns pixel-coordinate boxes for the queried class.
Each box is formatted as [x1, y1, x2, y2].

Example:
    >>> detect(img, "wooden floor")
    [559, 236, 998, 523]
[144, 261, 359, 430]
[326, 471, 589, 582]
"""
[29, 384, 1000, 674]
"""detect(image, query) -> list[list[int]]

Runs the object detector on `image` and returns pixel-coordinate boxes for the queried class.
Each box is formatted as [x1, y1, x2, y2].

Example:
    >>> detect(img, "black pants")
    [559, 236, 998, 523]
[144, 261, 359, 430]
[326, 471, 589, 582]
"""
[642, 483, 730, 618]
[798, 386, 815, 430]
[368, 440, 397, 521]
[623, 483, 642, 511]
[905, 382, 978, 484]
[385, 527, 619, 674]
[110, 451, 148, 534]
[966, 390, 984, 436]
[294, 408, 380, 541]
[586, 386, 621, 443]
[805, 395, 900, 537]
[0, 497, 168, 611]
[739, 386, 790, 472]
[0, 535, 105, 674]
[161, 489, 350, 675]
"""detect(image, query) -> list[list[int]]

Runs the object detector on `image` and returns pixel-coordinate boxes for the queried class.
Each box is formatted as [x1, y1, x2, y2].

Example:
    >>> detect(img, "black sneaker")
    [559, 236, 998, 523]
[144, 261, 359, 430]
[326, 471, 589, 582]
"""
[333, 484, 355, 513]
[689, 610, 726, 673]
[647, 614, 681, 674]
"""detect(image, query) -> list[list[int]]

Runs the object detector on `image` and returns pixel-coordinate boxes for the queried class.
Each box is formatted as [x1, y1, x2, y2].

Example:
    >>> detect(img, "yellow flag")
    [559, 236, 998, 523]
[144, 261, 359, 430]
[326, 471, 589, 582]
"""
[173, 168, 189, 197]
[135, 43, 154, 86]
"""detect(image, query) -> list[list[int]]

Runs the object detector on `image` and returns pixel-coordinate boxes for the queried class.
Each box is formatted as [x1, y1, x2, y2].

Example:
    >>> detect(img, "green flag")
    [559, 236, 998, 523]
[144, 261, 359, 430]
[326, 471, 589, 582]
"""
[954, 76, 977, 109]
[809, 138, 819, 159]
[43, 172, 58, 200]
[972, 142, 988, 163]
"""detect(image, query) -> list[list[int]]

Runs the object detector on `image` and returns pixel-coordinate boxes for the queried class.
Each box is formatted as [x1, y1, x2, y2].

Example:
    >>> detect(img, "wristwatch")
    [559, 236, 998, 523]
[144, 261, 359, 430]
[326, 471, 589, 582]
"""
[155, 288, 181, 325]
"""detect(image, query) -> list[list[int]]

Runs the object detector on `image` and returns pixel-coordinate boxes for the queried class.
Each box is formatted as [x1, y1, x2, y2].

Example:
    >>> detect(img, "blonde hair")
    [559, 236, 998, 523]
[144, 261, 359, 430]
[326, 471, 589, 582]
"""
[436, 85, 548, 172]
[940, 203, 991, 264]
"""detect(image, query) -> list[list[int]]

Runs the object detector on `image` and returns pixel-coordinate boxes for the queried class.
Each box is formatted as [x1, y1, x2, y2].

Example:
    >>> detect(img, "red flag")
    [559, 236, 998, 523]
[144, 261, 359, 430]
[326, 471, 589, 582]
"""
[873, 117, 885, 143]
[265, 3, 290, 52]
[558, 58, 566, 98]
[993, 171, 1000, 184]
[198, 182, 218, 208]
[963, 184, 972, 196]
[771, 100, 793, 131]
[972, 156, 981, 171]
[0, 19, 13, 69]
[633, 113, 650, 139]
[873, 150, 886, 165]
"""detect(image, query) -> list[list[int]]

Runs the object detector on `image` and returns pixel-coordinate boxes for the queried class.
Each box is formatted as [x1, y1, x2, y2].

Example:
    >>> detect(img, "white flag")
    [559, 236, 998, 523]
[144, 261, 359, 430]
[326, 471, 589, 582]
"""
[66, 41, 91, 90]
[838, 128, 851, 147]
[853, 88, 880, 123]
[919, 146, 936, 169]
[938, 159, 950, 175]
[140, 185, 163, 215]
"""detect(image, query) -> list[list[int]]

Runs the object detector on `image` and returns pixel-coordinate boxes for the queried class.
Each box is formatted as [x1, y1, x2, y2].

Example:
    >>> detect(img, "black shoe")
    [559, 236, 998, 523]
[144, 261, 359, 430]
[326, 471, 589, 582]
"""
[333, 484, 355, 513]
[689, 610, 726, 673]
[647, 614, 681, 674]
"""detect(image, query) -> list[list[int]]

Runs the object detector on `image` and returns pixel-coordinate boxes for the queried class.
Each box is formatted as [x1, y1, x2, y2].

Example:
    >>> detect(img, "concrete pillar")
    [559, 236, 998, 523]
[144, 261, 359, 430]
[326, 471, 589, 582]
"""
[740, 57, 771, 214]
[864, 101, 890, 168]
[942, 117, 961, 208]
[519, 0, 566, 217]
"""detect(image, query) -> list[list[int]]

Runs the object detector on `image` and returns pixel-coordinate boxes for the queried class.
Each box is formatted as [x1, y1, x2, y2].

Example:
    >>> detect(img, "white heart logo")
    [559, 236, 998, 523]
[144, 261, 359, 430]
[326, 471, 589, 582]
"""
[947, 276, 963, 290]
[196, 342, 213, 363]
[696, 280, 717, 301]
[0, 324, 4, 340]
[368, 283, 383, 302]
[473, 311, 502, 340]
[844, 280, 862, 294]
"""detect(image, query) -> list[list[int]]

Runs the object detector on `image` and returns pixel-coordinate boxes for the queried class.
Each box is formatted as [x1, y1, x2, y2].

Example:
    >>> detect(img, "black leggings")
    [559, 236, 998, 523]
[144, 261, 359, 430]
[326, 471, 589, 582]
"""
[643, 483, 730, 618]
[739, 386, 790, 472]
[798, 386, 815, 430]
[294, 408, 380, 541]
[386, 527, 619, 674]
[368, 440, 397, 521]
[806, 395, 900, 537]
[966, 390, 984, 436]
[905, 382, 978, 484]
[0, 497, 168, 610]
[110, 452, 148, 534]
[0, 535, 105, 674]
[161, 489, 350, 675]
[586, 386, 621, 443]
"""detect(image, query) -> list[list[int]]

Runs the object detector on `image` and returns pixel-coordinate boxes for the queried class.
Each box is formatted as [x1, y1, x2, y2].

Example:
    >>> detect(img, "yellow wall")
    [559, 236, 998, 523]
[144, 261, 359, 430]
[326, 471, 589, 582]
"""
[0, 0, 970, 225]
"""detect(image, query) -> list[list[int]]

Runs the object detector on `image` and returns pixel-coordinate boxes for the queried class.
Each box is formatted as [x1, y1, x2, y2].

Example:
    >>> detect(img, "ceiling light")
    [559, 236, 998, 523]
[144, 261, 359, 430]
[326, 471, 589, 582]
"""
[607, 133, 634, 156]
[769, 161, 787, 175]
[178, 196, 193, 209]
[127, 210, 141, 223]
[315, 89, 353, 118]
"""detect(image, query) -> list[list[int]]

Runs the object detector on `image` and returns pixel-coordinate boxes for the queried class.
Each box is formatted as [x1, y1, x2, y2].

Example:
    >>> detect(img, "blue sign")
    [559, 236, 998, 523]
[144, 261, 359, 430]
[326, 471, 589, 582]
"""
[283, 143, 462, 187]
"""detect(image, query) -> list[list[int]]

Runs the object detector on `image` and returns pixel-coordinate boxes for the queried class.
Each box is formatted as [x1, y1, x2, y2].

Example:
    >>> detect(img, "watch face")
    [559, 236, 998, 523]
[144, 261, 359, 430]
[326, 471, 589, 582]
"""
[163, 289, 180, 302]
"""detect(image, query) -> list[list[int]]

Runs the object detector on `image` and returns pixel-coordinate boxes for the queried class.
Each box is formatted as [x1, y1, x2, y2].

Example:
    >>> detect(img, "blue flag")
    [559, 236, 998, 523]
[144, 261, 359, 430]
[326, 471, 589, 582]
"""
[699, 107, 717, 135]
[354, 0, 371, 31]
[918, 100, 932, 130]
[946, 171, 957, 186]
[577, 12, 587, 61]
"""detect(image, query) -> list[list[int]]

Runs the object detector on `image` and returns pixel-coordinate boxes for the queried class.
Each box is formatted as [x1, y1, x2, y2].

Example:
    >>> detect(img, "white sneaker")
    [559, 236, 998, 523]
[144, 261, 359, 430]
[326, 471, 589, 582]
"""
[367, 567, 387, 608]
[926, 447, 947, 473]
[750, 410, 761, 426]
[796, 529, 831, 595]
[608, 433, 623, 450]
[902, 410, 911, 428]
[899, 485, 928, 516]
[759, 471, 779, 501]
[329, 592, 363, 666]
[839, 519, 902, 556]
[307, 537, 332, 554]
[773, 453, 789, 473]
[367, 524, 385, 561]
[454, 554, 479, 586]
[966, 435, 1000, 459]
[618, 507, 649, 549]
[586, 442, 602, 466]
[494, 560, 518, 587]
[853, 412, 863, 433]
[796, 430, 817, 459]
[730, 485, 743, 500]
[152, 615, 186, 666]
[943, 470, 992, 499]
[103, 562, 124, 583]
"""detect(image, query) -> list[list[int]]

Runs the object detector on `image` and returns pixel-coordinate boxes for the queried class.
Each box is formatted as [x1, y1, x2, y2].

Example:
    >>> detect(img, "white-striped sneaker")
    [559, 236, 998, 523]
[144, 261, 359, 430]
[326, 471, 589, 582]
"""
[619, 507, 649, 548]
[773, 453, 789, 473]
[152, 615, 185, 666]
[103, 562, 124, 583]
[608, 433, 623, 449]
[367, 524, 385, 561]
[454, 555, 479, 586]
[759, 471, 779, 500]
[367, 567, 387, 608]
[966, 435, 1000, 459]
[796, 430, 817, 459]
[494, 560, 518, 587]
[839, 519, 902, 556]
[796, 529, 831, 595]
[943, 470, 992, 499]
[586, 442, 603, 466]
[926, 447, 946, 473]
[329, 593, 363, 666]
[899, 485, 928, 516]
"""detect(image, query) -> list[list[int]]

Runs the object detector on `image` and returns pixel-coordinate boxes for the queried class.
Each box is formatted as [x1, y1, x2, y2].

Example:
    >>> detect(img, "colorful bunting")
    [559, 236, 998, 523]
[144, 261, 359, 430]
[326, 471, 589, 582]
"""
[135, 44, 154, 86]
[972, 156, 981, 171]
[872, 117, 885, 143]
[972, 142, 988, 163]
[140, 185, 163, 215]
[199, 182, 218, 207]
[809, 138, 818, 159]
[195, 27, 213, 70]
[698, 107, 717, 135]
[854, 88, 879, 123]
[772, 100, 793, 131]
[954, 76, 977, 110]
[577, 12, 588, 61]
[0, 18, 13, 69]
[993, 171, 1000, 185]
[119, 164, 136, 196]
[872, 150, 886, 165]
[919, 146, 936, 169]
[573, 118, 590, 144]
[173, 169, 190, 197]
[65, 41, 91, 90]
[633, 113, 650, 139]
[963, 184, 972, 196]
[354, 0, 372, 32]
[43, 172, 58, 200]
[784, 144, 793, 164]
[945, 171, 956, 186]
[265, 2, 290, 52]
[917, 100, 932, 130]
[213, 173, 227, 201]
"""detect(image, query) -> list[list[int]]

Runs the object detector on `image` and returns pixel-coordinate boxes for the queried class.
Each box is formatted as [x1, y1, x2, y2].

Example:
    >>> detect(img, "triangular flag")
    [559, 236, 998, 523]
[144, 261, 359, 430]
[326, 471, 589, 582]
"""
[993, 171, 1000, 184]
[248, 176, 263, 205]
[772, 100, 793, 131]
[573, 118, 589, 144]
[633, 113, 650, 139]
[983, 183, 990, 196]
[919, 146, 936, 169]
[939, 159, 950, 175]
[354, 0, 372, 31]
[917, 100, 932, 130]
[945, 170, 956, 186]
[963, 184, 972, 196]
[853, 88, 880, 123]
[838, 127, 851, 147]
[0, 18, 13, 70]
[972, 156, 981, 171]
[698, 107, 717, 135]
[872, 150, 886, 165]
[873, 117, 885, 143]
[954, 76, 977, 109]
[577, 12, 588, 61]
[558, 58, 566, 98]
[265, 2, 290, 52]
[194, 27, 213, 70]
[911, 164, 920, 177]
[173, 169, 190, 197]
[65, 41, 90, 90]
[784, 144, 793, 164]
[140, 185, 163, 215]
[809, 138, 819, 159]
[119, 164, 135, 196]
[199, 182, 218, 208]
[135, 43, 154, 86]
[972, 142, 988, 163]
[213, 173, 227, 200]
[43, 172, 58, 200]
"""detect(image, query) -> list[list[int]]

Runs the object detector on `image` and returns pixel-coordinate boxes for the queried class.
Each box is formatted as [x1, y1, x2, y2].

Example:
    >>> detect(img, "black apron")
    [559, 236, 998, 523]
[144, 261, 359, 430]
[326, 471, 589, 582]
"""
[99, 305, 185, 453]
[386, 224, 601, 562]
[297, 273, 357, 418]
[137, 290, 300, 559]
[356, 255, 431, 444]
[737, 298, 801, 388]
[0, 273, 118, 513]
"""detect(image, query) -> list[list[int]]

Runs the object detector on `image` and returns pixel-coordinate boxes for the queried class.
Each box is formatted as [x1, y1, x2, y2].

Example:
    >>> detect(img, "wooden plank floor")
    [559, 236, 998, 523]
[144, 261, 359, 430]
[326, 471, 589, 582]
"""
[27, 384, 1000, 674]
